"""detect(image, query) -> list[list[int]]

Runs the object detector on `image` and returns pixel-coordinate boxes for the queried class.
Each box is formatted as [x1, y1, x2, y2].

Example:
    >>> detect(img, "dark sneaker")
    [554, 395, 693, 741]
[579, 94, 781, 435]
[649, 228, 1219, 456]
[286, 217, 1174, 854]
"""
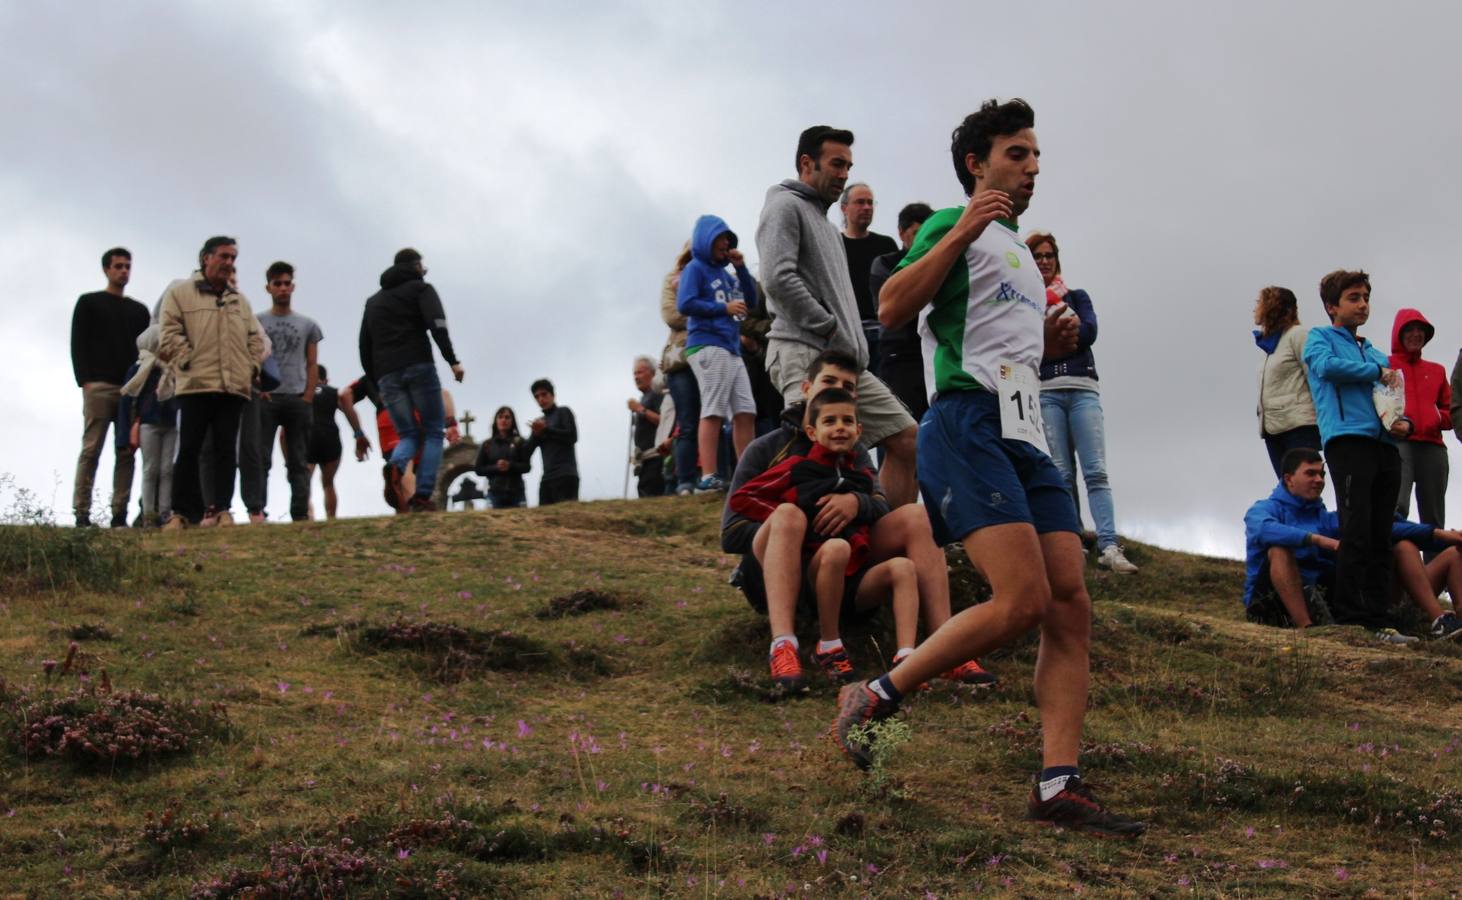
[1027, 776, 1147, 838]
[407, 495, 437, 513]
[812, 646, 856, 684]
[75, 515, 95, 528]
[768, 642, 808, 693]
[109, 511, 129, 528]
[383, 463, 406, 511]
[831, 681, 899, 770]
[940, 658, 998, 688]
[1431, 612, 1462, 641]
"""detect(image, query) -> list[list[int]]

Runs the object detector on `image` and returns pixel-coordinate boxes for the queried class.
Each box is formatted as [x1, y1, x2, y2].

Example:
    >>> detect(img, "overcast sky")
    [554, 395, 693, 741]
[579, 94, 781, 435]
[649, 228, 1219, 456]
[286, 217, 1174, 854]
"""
[5, 1, 1462, 559]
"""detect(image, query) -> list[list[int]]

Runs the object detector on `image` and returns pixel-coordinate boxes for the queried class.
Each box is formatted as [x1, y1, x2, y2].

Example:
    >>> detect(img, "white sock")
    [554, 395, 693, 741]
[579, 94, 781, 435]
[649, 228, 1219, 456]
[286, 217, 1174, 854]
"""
[815, 638, 844, 654]
[893, 647, 914, 663]
[770, 635, 798, 654]
[1039, 773, 1076, 801]
[868, 679, 894, 701]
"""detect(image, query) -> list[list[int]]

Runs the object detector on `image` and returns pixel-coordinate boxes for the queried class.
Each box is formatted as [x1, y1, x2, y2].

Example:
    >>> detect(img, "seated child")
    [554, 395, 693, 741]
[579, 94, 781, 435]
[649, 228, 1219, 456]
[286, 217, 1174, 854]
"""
[728, 388, 917, 684]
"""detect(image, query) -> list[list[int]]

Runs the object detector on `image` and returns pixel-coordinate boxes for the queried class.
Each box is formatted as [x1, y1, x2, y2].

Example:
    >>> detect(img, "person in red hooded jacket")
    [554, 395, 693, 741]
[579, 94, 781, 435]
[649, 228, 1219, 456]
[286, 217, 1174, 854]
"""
[1389, 308, 1452, 530]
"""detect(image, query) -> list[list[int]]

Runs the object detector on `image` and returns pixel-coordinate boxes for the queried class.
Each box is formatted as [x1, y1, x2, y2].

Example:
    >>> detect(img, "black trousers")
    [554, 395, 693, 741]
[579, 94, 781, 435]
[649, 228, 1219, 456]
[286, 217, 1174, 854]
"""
[540, 475, 580, 506]
[258, 393, 314, 520]
[173, 393, 246, 523]
[636, 456, 666, 498]
[1325, 436, 1402, 628]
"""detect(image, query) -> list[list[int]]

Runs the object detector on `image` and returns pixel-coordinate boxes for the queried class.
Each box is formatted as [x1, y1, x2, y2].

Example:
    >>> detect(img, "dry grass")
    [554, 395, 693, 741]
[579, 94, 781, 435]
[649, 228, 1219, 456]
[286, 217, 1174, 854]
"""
[0, 495, 1457, 897]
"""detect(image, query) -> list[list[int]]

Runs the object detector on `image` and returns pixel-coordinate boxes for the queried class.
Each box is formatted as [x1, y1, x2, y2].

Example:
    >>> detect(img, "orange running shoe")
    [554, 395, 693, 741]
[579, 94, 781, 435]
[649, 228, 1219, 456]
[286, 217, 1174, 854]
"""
[812, 646, 856, 684]
[941, 659, 998, 688]
[768, 642, 808, 693]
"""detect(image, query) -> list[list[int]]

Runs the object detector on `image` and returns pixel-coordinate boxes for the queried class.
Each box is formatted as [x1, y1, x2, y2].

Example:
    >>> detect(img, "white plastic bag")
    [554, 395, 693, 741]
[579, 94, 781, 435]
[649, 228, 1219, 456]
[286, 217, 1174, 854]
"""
[1373, 369, 1406, 430]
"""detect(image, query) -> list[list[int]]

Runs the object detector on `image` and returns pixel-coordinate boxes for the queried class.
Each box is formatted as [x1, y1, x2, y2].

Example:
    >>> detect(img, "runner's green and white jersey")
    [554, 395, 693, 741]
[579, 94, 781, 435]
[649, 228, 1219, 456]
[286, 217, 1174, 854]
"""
[894, 207, 1046, 400]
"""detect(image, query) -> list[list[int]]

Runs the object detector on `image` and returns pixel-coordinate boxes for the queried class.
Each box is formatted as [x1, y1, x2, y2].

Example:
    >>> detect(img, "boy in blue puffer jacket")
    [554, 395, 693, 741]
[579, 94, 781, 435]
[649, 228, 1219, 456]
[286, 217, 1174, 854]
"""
[677, 215, 760, 492]
[1243, 447, 1462, 640]
[1302, 270, 1419, 634]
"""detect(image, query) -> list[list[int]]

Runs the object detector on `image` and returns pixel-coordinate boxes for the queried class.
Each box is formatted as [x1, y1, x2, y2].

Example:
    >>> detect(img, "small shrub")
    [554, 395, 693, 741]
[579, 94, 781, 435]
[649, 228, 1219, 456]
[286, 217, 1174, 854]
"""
[536, 589, 622, 619]
[848, 717, 914, 799]
[141, 802, 212, 848]
[189, 838, 383, 899]
[5, 686, 231, 768]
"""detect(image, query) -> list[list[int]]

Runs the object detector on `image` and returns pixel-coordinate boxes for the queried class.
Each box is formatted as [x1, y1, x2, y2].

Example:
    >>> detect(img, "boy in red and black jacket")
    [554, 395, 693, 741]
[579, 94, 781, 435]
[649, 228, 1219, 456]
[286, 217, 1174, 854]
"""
[729, 388, 916, 685]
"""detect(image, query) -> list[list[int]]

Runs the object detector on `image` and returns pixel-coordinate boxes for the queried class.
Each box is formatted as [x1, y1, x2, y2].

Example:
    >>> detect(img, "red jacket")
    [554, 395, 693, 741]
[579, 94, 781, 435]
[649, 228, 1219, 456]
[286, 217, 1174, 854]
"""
[1389, 308, 1452, 446]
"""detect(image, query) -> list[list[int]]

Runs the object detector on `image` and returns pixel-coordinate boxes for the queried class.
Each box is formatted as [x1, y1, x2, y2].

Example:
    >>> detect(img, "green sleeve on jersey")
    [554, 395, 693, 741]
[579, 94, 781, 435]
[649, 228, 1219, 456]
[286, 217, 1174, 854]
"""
[890, 207, 978, 395]
[894, 207, 962, 273]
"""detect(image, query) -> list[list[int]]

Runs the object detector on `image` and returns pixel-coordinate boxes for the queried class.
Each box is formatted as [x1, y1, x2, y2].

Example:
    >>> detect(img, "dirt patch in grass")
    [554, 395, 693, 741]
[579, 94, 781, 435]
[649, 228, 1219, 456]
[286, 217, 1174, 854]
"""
[536, 589, 623, 619]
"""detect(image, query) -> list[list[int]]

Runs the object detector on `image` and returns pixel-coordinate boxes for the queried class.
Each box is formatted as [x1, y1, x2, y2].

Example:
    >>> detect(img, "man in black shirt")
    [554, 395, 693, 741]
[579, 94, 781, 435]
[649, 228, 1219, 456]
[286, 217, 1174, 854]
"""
[628, 356, 664, 498]
[70, 247, 150, 527]
[869, 202, 936, 423]
[527, 378, 578, 505]
[839, 184, 898, 378]
[359, 248, 464, 512]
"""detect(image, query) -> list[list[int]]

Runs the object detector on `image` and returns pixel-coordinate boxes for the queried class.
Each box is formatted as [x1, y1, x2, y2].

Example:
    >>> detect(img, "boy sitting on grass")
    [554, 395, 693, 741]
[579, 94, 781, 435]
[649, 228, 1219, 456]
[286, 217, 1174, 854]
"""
[728, 387, 917, 685]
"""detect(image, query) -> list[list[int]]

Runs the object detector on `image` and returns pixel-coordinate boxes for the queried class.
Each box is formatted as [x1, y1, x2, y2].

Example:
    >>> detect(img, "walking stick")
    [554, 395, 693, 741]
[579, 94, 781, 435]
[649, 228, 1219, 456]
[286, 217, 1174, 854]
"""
[623, 411, 635, 499]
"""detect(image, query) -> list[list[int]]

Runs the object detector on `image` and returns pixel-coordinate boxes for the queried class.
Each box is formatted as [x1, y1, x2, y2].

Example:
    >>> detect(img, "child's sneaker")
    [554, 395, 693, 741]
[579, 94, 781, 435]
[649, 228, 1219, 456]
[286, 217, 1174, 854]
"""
[1374, 627, 1420, 646]
[831, 681, 899, 770]
[812, 646, 856, 684]
[940, 658, 998, 688]
[695, 475, 729, 493]
[1026, 775, 1147, 838]
[768, 642, 808, 693]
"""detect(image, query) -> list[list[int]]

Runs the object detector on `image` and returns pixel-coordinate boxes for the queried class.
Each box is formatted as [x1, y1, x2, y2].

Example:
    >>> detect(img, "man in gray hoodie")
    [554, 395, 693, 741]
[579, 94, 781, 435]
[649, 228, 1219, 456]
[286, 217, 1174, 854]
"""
[756, 126, 919, 506]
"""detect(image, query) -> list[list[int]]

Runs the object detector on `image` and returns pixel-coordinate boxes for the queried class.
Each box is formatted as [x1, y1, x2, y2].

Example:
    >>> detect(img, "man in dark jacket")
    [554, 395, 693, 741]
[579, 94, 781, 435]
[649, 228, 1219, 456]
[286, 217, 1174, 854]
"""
[721, 349, 994, 692]
[359, 248, 464, 512]
[869, 203, 935, 423]
[527, 378, 578, 504]
[70, 247, 150, 527]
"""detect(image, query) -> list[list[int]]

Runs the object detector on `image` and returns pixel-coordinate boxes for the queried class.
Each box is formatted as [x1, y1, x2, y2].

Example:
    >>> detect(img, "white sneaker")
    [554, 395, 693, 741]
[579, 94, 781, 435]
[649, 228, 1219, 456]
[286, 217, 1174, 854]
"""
[1374, 628, 1420, 646]
[1096, 545, 1138, 574]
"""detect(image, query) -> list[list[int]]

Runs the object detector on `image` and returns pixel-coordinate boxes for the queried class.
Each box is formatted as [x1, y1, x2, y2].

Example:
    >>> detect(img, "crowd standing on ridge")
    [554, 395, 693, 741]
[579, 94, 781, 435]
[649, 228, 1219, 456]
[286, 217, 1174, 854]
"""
[66, 93, 1462, 841]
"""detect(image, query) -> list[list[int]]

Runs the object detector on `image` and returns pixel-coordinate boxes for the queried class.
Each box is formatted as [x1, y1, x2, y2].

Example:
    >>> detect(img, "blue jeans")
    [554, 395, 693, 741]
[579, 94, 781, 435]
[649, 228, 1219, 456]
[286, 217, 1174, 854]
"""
[667, 367, 700, 490]
[1039, 389, 1118, 549]
[377, 362, 445, 498]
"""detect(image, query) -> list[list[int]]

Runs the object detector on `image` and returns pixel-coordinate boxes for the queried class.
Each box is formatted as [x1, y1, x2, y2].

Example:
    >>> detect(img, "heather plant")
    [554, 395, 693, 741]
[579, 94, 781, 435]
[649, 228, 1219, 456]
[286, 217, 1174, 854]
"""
[140, 802, 213, 849]
[5, 685, 231, 769]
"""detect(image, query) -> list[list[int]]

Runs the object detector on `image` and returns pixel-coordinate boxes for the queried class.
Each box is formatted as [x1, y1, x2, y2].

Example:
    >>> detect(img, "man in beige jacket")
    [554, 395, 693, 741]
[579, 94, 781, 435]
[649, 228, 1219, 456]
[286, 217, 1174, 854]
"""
[158, 236, 263, 528]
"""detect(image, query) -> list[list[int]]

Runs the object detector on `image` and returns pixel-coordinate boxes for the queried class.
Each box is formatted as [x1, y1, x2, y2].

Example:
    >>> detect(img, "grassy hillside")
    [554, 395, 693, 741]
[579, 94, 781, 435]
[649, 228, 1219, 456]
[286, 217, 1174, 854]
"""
[0, 497, 1459, 897]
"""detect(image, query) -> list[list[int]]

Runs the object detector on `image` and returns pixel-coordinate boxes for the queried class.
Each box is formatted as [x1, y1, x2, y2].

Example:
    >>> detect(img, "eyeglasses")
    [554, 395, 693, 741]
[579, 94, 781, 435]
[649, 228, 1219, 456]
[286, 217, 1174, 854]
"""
[1032, 252, 1057, 261]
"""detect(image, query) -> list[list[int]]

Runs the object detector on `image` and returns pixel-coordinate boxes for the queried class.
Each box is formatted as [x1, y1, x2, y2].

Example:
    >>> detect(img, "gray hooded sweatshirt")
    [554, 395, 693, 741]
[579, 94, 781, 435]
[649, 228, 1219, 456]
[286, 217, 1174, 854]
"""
[755, 179, 869, 370]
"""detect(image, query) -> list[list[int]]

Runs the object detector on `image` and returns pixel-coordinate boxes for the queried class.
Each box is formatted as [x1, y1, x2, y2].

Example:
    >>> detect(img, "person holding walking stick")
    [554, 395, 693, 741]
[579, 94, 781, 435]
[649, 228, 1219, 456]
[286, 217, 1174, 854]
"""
[628, 355, 665, 498]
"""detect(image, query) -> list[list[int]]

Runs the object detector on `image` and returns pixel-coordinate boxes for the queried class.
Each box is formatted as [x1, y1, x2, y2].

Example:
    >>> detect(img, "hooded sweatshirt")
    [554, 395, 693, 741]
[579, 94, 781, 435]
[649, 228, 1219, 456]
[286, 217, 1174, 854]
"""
[677, 215, 759, 356]
[755, 180, 868, 370]
[359, 265, 458, 384]
[1387, 308, 1452, 446]
[1302, 324, 1392, 445]
[1242, 480, 1435, 608]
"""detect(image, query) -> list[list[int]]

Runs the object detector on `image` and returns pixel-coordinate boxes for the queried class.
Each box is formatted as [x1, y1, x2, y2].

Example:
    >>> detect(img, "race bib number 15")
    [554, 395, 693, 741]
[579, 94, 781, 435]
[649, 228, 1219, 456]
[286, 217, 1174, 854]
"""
[996, 359, 1049, 455]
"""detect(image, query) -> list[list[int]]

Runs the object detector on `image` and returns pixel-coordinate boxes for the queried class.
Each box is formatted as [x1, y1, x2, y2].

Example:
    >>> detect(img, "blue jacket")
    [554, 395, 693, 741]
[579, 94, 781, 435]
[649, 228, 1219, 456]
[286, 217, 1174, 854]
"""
[677, 215, 759, 356]
[1039, 289, 1098, 381]
[1302, 324, 1392, 445]
[1243, 481, 1434, 607]
[116, 361, 177, 432]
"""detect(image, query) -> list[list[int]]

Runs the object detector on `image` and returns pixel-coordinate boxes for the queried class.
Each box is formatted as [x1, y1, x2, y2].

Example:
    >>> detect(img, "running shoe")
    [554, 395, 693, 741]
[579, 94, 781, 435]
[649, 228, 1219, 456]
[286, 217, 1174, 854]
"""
[768, 642, 808, 693]
[941, 658, 998, 687]
[1374, 627, 1420, 646]
[831, 681, 899, 770]
[1429, 613, 1462, 641]
[1027, 775, 1147, 838]
[695, 475, 729, 493]
[1096, 545, 1139, 574]
[383, 463, 406, 511]
[812, 646, 856, 684]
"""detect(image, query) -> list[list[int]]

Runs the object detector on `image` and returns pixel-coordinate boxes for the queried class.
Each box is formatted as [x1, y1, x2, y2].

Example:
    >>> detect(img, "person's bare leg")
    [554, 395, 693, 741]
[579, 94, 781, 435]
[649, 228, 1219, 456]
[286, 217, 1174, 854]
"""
[867, 505, 952, 634]
[402, 462, 417, 502]
[855, 557, 919, 651]
[876, 425, 919, 508]
[751, 503, 809, 640]
[697, 416, 724, 477]
[1426, 547, 1462, 598]
[1392, 540, 1444, 620]
[1266, 546, 1313, 627]
[1033, 531, 1091, 770]
[883, 522, 1049, 695]
[321, 458, 340, 520]
[732, 413, 755, 459]
[808, 539, 852, 643]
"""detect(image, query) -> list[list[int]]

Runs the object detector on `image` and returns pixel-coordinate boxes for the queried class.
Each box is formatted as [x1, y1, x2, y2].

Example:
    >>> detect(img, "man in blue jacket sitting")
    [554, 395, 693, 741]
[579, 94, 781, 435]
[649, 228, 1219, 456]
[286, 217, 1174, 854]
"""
[1243, 448, 1462, 641]
[1302, 269, 1415, 629]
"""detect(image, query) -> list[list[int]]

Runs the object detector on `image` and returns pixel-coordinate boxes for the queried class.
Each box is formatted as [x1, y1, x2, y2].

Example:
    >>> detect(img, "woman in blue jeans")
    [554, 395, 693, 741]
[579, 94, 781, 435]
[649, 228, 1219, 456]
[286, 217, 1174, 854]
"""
[660, 243, 701, 494]
[1026, 231, 1138, 574]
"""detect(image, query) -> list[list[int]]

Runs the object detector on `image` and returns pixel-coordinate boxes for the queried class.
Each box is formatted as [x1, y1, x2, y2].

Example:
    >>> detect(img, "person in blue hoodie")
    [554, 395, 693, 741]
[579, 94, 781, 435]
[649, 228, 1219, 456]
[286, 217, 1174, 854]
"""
[1243, 447, 1462, 640]
[1302, 269, 1416, 630]
[677, 215, 760, 493]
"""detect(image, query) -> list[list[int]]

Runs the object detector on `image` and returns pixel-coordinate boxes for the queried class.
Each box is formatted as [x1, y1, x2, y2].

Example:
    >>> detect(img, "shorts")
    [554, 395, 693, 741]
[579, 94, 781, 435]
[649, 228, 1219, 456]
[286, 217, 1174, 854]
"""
[1245, 560, 1336, 628]
[730, 553, 876, 625]
[688, 345, 756, 420]
[766, 338, 915, 447]
[307, 434, 342, 466]
[918, 390, 1080, 544]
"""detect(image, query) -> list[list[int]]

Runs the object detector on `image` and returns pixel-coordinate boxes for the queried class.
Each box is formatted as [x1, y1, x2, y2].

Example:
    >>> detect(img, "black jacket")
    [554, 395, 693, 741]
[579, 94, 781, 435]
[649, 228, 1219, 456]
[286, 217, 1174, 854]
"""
[474, 434, 531, 502]
[526, 406, 578, 480]
[359, 265, 458, 383]
[71, 291, 150, 385]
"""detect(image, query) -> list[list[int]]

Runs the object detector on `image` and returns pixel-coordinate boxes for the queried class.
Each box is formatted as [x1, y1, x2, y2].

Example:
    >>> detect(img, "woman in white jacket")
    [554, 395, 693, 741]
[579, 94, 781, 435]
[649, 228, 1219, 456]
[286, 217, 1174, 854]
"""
[1254, 286, 1321, 478]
